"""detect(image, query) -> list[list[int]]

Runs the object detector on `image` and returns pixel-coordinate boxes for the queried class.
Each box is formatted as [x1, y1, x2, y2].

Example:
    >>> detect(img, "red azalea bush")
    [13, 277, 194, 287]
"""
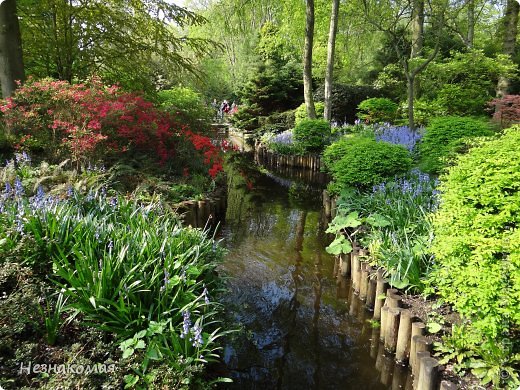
[0, 78, 223, 178]
[489, 94, 520, 128]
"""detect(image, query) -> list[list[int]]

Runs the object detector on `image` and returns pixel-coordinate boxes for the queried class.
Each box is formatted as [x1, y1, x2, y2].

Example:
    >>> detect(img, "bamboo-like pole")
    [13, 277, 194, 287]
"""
[412, 336, 432, 377]
[352, 252, 361, 292]
[370, 327, 379, 359]
[391, 364, 408, 390]
[323, 190, 331, 217]
[384, 307, 401, 353]
[339, 253, 350, 276]
[386, 292, 402, 309]
[417, 357, 439, 390]
[380, 306, 389, 342]
[380, 353, 393, 386]
[366, 276, 377, 310]
[331, 197, 337, 218]
[409, 322, 426, 372]
[359, 263, 370, 300]
[395, 308, 412, 363]
[373, 269, 388, 320]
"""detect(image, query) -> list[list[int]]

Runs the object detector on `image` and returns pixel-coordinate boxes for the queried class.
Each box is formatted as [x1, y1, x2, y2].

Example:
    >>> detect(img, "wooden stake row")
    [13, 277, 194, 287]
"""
[255, 145, 323, 171]
[334, 248, 459, 390]
[176, 195, 227, 229]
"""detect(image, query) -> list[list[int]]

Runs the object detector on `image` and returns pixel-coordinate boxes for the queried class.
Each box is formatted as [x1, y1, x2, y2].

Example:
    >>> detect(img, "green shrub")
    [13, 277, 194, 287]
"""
[293, 119, 330, 153]
[294, 102, 325, 124]
[157, 87, 213, 131]
[323, 136, 412, 191]
[357, 98, 398, 124]
[427, 126, 520, 387]
[418, 116, 494, 173]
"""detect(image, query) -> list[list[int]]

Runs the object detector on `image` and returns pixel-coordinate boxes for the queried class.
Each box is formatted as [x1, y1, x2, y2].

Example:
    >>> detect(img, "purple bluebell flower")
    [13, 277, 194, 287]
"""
[190, 324, 203, 347]
[14, 177, 24, 197]
[374, 124, 423, 152]
[180, 310, 191, 339]
[108, 240, 113, 250]
[203, 286, 210, 304]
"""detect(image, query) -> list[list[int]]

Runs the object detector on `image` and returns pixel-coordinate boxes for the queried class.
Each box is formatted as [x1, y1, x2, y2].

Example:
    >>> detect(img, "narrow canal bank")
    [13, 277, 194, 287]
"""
[215, 154, 412, 389]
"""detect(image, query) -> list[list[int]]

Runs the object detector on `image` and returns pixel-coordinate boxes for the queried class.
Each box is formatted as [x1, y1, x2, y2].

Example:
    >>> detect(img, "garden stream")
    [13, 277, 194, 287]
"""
[215, 155, 413, 389]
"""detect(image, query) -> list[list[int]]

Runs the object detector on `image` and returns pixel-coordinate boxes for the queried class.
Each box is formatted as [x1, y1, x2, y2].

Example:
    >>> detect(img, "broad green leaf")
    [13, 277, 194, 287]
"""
[366, 213, 391, 227]
[122, 347, 134, 359]
[426, 322, 443, 334]
[326, 236, 353, 255]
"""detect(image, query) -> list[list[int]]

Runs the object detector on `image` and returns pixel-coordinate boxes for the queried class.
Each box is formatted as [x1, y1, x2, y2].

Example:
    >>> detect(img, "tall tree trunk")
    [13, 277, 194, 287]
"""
[324, 0, 340, 121]
[466, 0, 475, 48]
[0, 0, 25, 98]
[410, 0, 424, 98]
[497, 0, 519, 98]
[407, 75, 415, 130]
[303, 0, 317, 119]
[411, 0, 424, 58]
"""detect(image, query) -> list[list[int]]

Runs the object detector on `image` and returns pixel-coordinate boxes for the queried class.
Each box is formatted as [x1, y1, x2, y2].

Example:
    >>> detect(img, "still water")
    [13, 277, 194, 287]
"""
[217, 155, 410, 390]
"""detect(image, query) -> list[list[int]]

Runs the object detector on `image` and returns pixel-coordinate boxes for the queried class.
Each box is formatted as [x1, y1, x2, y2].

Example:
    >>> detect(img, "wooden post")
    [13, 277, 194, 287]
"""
[370, 327, 379, 359]
[413, 351, 430, 388]
[395, 309, 412, 363]
[359, 263, 370, 300]
[373, 269, 387, 320]
[412, 336, 432, 377]
[386, 292, 402, 309]
[366, 276, 377, 310]
[339, 253, 350, 276]
[409, 322, 426, 372]
[349, 290, 359, 317]
[391, 364, 408, 390]
[323, 190, 331, 217]
[352, 252, 361, 293]
[380, 353, 393, 386]
[331, 197, 337, 218]
[417, 357, 439, 390]
[384, 307, 401, 353]
[380, 306, 389, 342]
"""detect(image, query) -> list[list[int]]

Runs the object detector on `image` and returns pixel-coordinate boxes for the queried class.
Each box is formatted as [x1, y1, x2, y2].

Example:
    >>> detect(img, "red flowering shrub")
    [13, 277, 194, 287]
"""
[489, 95, 520, 128]
[0, 78, 223, 178]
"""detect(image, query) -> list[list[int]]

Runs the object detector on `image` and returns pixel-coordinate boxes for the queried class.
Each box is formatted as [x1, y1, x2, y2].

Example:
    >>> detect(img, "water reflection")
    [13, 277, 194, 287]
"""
[218, 155, 411, 389]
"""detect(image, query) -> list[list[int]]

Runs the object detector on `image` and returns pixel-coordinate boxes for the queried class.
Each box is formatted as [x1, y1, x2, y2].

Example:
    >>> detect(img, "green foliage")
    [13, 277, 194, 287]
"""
[418, 116, 494, 173]
[157, 87, 213, 131]
[0, 159, 229, 387]
[239, 60, 303, 117]
[18, 0, 208, 94]
[313, 84, 384, 124]
[294, 102, 325, 124]
[420, 50, 517, 117]
[293, 119, 330, 153]
[428, 126, 520, 386]
[328, 171, 438, 290]
[323, 136, 412, 191]
[357, 98, 398, 124]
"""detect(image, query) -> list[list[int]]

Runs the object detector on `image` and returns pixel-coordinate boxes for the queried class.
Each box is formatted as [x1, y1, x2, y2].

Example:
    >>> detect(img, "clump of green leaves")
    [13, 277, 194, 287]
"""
[418, 116, 494, 173]
[357, 98, 398, 124]
[293, 119, 331, 153]
[294, 102, 325, 125]
[323, 135, 412, 192]
[427, 125, 520, 386]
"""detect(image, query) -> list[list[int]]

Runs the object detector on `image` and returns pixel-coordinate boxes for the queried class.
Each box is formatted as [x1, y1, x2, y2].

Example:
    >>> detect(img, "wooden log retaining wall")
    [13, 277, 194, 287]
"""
[174, 189, 227, 229]
[325, 189, 459, 390]
[254, 144, 324, 171]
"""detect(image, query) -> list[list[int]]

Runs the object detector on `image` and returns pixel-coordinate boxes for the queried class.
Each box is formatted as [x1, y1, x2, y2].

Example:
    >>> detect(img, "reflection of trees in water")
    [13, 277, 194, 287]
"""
[276, 209, 307, 388]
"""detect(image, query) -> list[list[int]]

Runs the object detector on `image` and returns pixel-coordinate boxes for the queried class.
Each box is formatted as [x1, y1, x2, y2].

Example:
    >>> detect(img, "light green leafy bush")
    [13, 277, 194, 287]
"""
[294, 102, 325, 124]
[418, 116, 494, 174]
[428, 126, 520, 387]
[323, 136, 412, 191]
[157, 87, 213, 131]
[357, 98, 398, 124]
[293, 119, 331, 153]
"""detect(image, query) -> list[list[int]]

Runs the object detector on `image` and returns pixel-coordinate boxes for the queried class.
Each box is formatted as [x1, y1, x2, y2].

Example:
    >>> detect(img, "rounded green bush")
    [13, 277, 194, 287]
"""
[357, 97, 398, 124]
[428, 126, 520, 380]
[418, 116, 494, 173]
[323, 136, 412, 190]
[293, 119, 331, 153]
[294, 102, 325, 125]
